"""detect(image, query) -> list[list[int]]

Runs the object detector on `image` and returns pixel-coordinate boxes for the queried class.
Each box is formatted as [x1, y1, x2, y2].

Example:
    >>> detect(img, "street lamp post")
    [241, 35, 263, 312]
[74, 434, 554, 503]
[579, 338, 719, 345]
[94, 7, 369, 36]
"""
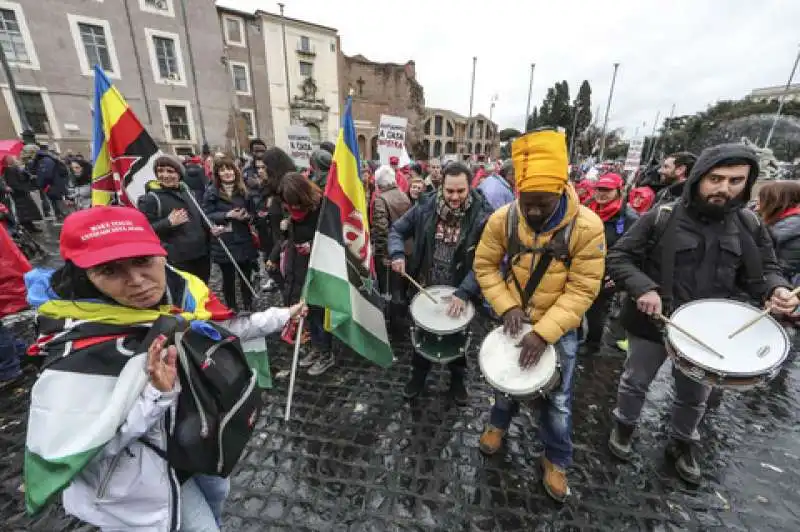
[524, 63, 535, 131]
[765, 45, 800, 150]
[598, 62, 620, 161]
[278, 3, 292, 121]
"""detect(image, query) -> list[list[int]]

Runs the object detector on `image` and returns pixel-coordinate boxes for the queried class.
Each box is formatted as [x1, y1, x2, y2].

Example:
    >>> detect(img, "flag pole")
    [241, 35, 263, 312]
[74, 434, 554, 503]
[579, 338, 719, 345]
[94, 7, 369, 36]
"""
[283, 315, 305, 421]
[181, 184, 258, 299]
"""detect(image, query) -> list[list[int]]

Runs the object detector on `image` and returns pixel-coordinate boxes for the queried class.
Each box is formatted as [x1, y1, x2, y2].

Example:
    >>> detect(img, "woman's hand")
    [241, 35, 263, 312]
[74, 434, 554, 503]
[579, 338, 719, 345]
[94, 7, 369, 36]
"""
[147, 335, 178, 392]
[289, 300, 308, 319]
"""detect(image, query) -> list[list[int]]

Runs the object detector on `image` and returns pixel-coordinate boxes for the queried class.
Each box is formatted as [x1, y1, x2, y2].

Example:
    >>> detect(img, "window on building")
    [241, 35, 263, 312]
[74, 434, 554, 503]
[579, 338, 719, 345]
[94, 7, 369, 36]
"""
[240, 109, 255, 138]
[153, 35, 179, 81]
[224, 16, 243, 46]
[142, 0, 171, 14]
[330, 42, 336, 52]
[0, 8, 29, 64]
[18, 91, 49, 135]
[468, 123, 474, 139]
[477, 120, 484, 139]
[165, 104, 190, 140]
[78, 22, 113, 72]
[424, 119, 431, 135]
[299, 61, 313, 78]
[434, 116, 443, 136]
[433, 140, 442, 157]
[299, 36, 311, 52]
[446, 121, 454, 137]
[230, 63, 250, 94]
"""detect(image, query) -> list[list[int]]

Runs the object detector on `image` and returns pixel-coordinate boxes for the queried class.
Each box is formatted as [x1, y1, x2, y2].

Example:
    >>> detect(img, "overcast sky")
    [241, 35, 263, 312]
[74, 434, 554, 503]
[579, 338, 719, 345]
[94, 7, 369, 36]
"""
[217, 0, 800, 138]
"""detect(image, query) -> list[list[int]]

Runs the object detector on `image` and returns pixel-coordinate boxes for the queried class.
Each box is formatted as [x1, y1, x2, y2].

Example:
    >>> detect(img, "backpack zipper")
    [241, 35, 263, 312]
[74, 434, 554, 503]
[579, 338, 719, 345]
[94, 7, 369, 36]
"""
[216, 371, 257, 473]
[175, 332, 209, 437]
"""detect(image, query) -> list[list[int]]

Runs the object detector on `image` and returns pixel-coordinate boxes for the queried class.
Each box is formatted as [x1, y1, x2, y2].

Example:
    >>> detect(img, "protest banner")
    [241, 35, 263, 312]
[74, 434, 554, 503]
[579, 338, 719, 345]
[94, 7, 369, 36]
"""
[623, 138, 645, 174]
[288, 125, 314, 168]
[377, 115, 410, 166]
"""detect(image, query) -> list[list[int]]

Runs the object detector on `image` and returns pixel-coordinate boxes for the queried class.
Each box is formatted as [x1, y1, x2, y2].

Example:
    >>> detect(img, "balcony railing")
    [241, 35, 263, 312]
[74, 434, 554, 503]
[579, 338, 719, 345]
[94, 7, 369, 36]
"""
[296, 44, 316, 56]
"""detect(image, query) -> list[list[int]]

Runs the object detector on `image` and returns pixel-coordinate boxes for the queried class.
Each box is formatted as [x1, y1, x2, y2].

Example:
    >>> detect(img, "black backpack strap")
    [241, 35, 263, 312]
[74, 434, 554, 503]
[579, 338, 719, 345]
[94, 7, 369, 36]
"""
[139, 437, 169, 462]
[733, 208, 765, 285]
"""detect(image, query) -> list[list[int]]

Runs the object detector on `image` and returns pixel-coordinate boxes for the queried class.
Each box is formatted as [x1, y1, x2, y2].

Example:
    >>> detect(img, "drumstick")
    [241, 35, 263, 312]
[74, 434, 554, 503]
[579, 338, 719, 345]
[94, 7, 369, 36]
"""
[727, 286, 800, 339]
[654, 313, 725, 360]
[400, 271, 439, 304]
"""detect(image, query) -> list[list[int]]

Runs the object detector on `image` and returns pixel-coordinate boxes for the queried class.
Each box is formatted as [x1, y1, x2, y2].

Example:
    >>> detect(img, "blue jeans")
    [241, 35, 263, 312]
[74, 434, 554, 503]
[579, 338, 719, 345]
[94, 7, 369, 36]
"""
[308, 305, 332, 350]
[180, 475, 230, 530]
[0, 323, 23, 381]
[488, 330, 578, 468]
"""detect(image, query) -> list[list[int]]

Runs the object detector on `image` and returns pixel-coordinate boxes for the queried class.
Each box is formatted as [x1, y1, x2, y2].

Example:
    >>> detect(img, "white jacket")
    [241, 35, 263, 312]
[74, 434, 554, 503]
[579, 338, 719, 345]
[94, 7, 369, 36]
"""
[62, 308, 291, 531]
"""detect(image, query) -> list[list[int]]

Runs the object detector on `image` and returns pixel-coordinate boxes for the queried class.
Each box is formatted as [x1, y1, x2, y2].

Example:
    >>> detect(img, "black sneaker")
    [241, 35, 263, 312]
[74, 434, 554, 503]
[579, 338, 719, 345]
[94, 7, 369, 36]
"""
[449, 372, 469, 406]
[608, 420, 635, 461]
[403, 368, 428, 399]
[665, 439, 702, 484]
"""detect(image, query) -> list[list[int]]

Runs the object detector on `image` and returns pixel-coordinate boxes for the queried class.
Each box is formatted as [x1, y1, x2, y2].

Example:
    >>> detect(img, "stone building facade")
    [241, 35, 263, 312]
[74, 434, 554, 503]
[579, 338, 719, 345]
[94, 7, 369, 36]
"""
[422, 108, 498, 160]
[217, 6, 275, 150]
[339, 53, 425, 161]
[0, 0, 235, 155]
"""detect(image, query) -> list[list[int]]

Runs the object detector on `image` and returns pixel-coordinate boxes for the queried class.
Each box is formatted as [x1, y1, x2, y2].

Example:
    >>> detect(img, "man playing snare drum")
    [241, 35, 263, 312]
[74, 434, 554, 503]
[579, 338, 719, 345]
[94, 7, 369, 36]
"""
[473, 129, 606, 501]
[389, 162, 493, 404]
[606, 143, 799, 484]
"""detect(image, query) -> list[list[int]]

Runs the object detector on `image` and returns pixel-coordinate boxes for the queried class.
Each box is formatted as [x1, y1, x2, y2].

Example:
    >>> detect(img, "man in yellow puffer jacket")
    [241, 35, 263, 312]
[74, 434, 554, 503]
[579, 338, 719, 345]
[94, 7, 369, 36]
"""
[474, 129, 606, 502]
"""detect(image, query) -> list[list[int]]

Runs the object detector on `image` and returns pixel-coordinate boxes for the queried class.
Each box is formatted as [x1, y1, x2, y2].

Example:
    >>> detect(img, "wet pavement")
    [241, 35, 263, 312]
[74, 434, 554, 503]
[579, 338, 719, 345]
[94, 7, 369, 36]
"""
[2, 222, 800, 531]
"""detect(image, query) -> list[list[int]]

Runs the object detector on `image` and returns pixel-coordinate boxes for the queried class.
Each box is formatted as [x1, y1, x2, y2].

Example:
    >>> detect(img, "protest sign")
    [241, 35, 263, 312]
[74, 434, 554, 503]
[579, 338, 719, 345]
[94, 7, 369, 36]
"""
[377, 115, 410, 166]
[288, 125, 313, 168]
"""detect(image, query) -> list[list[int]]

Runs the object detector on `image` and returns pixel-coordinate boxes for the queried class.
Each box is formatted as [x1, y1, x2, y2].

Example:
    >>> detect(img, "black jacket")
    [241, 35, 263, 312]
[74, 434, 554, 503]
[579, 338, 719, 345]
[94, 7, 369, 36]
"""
[201, 185, 258, 264]
[183, 164, 208, 201]
[253, 192, 285, 262]
[137, 182, 211, 263]
[3, 166, 41, 223]
[769, 213, 800, 282]
[388, 190, 492, 301]
[607, 143, 788, 342]
[282, 207, 320, 305]
[652, 180, 685, 209]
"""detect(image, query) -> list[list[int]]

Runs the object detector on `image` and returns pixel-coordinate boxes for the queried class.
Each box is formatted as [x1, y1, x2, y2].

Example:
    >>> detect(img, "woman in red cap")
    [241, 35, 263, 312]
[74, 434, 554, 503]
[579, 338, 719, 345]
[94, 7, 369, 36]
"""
[23, 206, 305, 531]
[582, 173, 638, 354]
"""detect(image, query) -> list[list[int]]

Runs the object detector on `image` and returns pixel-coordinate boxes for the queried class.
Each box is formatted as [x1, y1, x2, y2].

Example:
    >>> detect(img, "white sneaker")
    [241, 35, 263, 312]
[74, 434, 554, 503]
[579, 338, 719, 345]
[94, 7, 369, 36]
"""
[307, 352, 334, 376]
[298, 349, 321, 368]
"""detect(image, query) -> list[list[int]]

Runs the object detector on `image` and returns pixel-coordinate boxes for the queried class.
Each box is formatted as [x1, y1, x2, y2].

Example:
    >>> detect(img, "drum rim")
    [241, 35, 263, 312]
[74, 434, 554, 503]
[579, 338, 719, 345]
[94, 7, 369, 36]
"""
[479, 324, 558, 396]
[667, 298, 790, 378]
[409, 284, 475, 334]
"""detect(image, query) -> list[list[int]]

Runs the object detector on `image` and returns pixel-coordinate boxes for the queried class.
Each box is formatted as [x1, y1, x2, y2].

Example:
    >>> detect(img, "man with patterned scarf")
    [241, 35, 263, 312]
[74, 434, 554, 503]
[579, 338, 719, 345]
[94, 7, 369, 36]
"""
[388, 162, 493, 404]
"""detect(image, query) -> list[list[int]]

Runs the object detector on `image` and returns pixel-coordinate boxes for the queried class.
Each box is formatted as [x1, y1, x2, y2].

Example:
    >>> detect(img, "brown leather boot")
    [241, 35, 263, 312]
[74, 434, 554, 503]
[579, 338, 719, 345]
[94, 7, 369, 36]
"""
[541, 457, 570, 502]
[478, 426, 505, 455]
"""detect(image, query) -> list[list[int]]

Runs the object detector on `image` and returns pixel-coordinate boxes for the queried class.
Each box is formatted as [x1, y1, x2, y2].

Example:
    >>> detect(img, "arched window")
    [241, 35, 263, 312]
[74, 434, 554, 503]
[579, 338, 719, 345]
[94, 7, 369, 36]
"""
[467, 142, 473, 153]
[475, 142, 482, 154]
[445, 141, 455, 154]
[357, 135, 367, 160]
[446, 120, 454, 137]
[433, 140, 442, 157]
[424, 119, 431, 135]
[434, 116, 443, 136]
[370, 136, 378, 161]
[423, 139, 430, 157]
[306, 123, 321, 144]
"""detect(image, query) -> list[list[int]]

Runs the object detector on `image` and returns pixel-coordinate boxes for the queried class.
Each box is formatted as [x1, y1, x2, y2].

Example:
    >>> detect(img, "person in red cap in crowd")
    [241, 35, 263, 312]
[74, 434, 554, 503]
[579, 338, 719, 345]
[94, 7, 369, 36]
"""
[574, 179, 595, 204]
[389, 155, 409, 192]
[581, 173, 638, 355]
[628, 185, 656, 215]
[23, 206, 306, 531]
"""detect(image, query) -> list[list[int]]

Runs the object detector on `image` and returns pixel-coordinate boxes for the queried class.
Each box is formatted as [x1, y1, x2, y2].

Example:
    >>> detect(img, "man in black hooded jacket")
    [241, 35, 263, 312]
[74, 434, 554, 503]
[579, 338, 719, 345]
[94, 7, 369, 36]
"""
[605, 143, 799, 484]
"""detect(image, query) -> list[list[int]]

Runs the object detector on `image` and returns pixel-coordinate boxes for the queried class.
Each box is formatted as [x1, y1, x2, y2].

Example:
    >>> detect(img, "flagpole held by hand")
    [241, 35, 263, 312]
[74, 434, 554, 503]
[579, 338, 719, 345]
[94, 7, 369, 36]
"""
[284, 315, 305, 421]
[181, 183, 258, 300]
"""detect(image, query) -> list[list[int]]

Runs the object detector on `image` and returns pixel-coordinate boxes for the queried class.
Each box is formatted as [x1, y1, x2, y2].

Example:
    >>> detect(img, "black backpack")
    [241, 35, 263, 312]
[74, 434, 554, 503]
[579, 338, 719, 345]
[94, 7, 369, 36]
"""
[142, 317, 262, 477]
[505, 201, 576, 309]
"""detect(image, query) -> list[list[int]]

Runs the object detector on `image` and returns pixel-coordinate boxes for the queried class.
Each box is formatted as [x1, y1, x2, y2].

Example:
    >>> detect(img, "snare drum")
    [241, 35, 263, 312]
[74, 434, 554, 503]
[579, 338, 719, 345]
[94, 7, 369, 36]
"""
[665, 299, 790, 389]
[409, 285, 475, 363]
[479, 324, 560, 397]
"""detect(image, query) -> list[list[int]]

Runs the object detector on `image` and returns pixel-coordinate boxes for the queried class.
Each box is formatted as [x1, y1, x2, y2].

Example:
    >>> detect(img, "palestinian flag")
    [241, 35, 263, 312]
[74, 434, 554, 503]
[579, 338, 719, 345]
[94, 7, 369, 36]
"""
[303, 98, 392, 367]
[91, 64, 160, 206]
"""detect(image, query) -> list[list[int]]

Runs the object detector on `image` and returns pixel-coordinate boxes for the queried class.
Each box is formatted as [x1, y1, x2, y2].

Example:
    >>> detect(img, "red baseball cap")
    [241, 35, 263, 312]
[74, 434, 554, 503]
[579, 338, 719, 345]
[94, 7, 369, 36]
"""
[389, 156, 400, 165]
[595, 173, 624, 190]
[60, 206, 167, 268]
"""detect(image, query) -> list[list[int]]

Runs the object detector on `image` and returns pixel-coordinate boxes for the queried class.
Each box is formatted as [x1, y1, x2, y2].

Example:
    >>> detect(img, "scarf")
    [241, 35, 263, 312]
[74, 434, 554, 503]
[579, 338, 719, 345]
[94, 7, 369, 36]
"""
[776, 206, 800, 222]
[435, 190, 472, 225]
[23, 266, 235, 515]
[588, 197, 623, 222]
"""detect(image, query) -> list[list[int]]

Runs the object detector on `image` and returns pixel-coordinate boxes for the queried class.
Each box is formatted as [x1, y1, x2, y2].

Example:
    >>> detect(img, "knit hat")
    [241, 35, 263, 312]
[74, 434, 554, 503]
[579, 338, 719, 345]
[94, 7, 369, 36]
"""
[512, 130, 569, 194]
[152, 154, 185, 177]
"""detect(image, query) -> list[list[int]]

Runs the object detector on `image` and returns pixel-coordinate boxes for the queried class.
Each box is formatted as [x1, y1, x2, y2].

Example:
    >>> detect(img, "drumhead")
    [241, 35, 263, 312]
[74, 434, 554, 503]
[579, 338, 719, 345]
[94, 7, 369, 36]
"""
[409, 285, 475, 334]
[668, 299, 789, 377]
[479, 324, 558, 396]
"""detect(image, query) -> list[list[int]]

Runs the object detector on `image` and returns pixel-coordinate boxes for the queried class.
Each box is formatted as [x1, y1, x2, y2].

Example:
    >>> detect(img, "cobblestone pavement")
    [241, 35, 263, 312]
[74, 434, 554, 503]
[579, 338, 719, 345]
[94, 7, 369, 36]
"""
[2, 223, 800, 531]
